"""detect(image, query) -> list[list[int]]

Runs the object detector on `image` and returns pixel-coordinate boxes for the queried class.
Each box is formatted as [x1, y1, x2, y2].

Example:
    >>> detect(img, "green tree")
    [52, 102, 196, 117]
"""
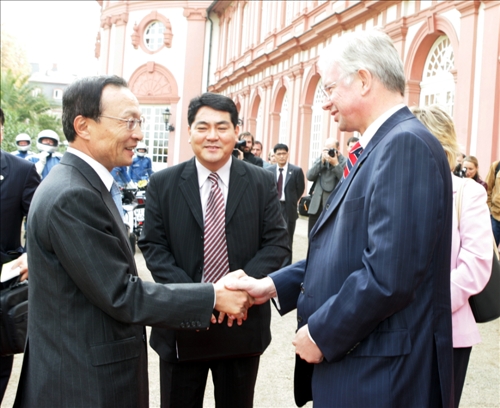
[0, 26, 31, 78]
[1, 70, 63, 152]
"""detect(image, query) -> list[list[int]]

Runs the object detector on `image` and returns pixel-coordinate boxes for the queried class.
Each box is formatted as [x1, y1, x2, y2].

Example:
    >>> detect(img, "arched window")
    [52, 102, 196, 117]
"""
[144, 21, 165, 52]
[256, 102, 263, 141]
[241, 4, 249, 51]
[279, 92, 289, 145]
[420, 36, 455, 115]
[309, 81, 324, 169]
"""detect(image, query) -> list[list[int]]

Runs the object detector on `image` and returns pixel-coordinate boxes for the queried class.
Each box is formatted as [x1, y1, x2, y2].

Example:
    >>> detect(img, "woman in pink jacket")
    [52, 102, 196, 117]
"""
[412, 105, 492, 407]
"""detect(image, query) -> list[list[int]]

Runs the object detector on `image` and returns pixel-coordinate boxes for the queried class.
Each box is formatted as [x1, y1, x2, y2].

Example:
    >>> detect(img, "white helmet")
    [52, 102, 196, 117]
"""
[135, 142, 147, 157]
[15, 133, 32, 152]
[37, 129, 60, 154]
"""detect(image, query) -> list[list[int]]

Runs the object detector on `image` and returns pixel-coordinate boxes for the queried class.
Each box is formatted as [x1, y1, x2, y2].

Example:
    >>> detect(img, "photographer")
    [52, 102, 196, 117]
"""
[306, 138, 346, 234]
[236, 132, 264, 167]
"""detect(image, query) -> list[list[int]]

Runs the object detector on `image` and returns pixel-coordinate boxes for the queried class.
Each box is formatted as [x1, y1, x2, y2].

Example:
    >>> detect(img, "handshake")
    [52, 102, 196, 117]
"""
[212, 270, 276, 325]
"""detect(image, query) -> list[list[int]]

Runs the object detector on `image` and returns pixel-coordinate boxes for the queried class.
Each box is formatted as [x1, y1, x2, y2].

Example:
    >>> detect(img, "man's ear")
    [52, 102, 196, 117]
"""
[188, 126, 192, 144]
[73, 115, 91, 140]
[357, 69, 372, 95]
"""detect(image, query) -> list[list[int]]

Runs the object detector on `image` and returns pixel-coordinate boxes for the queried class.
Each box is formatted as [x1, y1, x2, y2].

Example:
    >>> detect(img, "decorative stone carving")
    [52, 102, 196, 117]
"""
[163, 19, 173, 48]
[183, 8, 207, 21]
[94, 32, 101, 59]
[131, 23, 140, 49]
[100, 16, 112, 29]
[111, 12, 129, 26]
[129, 63, 180, 104]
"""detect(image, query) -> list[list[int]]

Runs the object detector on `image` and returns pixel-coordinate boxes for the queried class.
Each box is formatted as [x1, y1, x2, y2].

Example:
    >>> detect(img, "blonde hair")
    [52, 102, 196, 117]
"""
[410, 105, 460, 170]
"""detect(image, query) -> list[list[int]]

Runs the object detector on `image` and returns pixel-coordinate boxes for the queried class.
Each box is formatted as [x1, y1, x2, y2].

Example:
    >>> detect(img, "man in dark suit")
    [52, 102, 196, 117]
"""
[230, 29, 454, 407]
[138, 93, 289, 408]
[267, 143, 305, 265]
[0, 108, 40, 403]
[13, 76, 252, 408]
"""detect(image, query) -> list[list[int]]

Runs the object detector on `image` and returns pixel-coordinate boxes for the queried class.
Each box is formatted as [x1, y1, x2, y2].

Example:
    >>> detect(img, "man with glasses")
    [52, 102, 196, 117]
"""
[13, 76, 253, 408]
[229, 29, 454, 407]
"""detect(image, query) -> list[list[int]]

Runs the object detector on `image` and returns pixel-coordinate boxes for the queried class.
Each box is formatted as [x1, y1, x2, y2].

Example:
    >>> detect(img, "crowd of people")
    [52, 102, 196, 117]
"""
[1, 27, 499, 408]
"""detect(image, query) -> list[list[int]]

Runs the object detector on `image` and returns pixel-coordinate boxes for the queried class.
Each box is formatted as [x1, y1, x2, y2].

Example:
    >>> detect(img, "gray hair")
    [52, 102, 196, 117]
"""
[319, 28, 405, 96]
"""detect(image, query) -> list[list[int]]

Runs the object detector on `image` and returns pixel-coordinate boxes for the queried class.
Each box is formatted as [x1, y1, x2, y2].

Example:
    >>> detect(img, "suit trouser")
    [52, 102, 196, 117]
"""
[0, 355, 13, 402]
[453, 346, 472, 408]
[159, 355, 260, 408]
[280, 201, 295, 266]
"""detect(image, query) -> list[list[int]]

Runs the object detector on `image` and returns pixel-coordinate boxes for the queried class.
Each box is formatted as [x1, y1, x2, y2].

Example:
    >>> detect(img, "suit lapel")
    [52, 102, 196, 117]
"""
[311, 107, 414, 236]
[179, 158, 204, 230]
[285, 165, 294, 187]
[226, 160, 248, 224]
[0, 151, 9, 182]
[61, 153, 130, 245]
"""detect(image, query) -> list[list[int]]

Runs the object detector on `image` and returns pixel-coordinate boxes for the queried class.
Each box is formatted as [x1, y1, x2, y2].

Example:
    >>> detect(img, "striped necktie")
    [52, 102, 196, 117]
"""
[343, 141, 364, 180]
[203, 173, 230, 283]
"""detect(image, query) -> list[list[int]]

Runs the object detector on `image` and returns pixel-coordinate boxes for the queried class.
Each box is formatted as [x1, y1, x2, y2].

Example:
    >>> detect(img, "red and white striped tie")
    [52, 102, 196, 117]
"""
[203, 173, 230, 283]
[343, 141, 364, 180]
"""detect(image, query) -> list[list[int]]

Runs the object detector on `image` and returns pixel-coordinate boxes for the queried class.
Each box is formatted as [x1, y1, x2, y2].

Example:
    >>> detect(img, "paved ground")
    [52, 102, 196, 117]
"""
[3, 217, 499, 407]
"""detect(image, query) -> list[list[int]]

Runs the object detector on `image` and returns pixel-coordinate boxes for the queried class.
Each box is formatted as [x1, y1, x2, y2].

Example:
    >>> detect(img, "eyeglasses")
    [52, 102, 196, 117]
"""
[321, 73, 352, 100]
[100, 115, 146, 131]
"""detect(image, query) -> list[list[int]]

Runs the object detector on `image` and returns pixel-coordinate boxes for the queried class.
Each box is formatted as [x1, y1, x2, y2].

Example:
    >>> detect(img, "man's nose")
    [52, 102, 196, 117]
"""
[321, 98, 333, 111]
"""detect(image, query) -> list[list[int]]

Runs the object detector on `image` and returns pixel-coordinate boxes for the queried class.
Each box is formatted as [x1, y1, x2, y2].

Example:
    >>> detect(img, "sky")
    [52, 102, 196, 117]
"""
[1, 0, 102, 77]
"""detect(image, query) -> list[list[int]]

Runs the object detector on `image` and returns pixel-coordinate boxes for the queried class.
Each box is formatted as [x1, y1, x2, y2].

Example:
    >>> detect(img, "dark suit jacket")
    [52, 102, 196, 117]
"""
[267, 163, 305, 222]
[15, 153, 215, 408]
[0, 150, 40, 265]
[271, 107, 454, 407]
[138, 157, 289, 362]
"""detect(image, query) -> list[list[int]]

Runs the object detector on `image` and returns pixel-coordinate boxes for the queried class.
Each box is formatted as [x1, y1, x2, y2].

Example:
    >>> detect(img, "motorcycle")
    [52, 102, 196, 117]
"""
[121, 180, 148, 253]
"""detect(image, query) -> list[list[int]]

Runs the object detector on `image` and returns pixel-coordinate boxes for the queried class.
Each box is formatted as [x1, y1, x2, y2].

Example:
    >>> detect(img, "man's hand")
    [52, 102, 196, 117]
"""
[214, 271, 254, 319]
[224, 274, 276, 305]
[11, 253, 28, 281]
[293, 325, 324, 363]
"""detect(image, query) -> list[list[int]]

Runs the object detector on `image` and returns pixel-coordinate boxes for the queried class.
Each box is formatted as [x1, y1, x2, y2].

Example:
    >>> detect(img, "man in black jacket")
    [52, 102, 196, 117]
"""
[238, 132, 264, 167]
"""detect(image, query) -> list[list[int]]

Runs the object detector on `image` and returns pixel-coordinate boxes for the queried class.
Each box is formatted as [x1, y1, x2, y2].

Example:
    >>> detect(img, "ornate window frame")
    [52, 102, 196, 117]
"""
[128, 62, 180, 105]
[131, 11, 173, 54]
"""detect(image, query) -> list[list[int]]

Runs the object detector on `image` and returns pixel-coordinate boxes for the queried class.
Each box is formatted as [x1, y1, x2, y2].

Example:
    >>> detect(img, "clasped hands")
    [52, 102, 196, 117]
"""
[214, 270, 324, 363]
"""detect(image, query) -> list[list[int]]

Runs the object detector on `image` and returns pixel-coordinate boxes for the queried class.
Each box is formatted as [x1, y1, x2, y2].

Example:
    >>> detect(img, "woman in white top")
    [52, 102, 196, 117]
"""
[411, 105, 492, 407]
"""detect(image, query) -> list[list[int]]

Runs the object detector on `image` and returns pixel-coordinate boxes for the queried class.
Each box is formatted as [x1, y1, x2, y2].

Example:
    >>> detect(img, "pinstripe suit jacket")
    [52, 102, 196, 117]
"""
[138, 157, 289, 362]
[14, 153, 215, 408]
[271, 107, 454, 407]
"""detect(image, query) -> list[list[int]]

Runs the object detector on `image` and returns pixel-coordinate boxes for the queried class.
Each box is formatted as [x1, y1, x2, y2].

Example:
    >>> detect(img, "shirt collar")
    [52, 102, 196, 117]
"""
[67, 147, 115, 191]
[359, 104, 406, 149]
[278, 162, 288, 174]
[195, 157, 232, 189]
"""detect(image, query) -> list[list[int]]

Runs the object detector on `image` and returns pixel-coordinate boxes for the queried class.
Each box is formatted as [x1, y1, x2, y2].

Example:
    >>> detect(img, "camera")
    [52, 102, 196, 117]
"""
[232, 139, 247, 157]
[327, 148, 337, 158]
[453, 163, 465, 178]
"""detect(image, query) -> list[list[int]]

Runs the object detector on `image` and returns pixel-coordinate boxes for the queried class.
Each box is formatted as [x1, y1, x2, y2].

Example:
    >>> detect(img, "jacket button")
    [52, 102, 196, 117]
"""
[300, 283, 305, 294]
[297, 316, 303, 323]
[180, 322, 185, 328]
[325, 204, 330, 210]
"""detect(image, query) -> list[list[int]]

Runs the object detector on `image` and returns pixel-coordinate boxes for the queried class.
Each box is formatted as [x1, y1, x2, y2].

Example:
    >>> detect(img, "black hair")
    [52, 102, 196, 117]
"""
[273, 143, 289, 153]
[0, 107, 4, 125]
[346, 136, 359, 146]
[187, 93, 238, 128]
[62, 75, 128, 142]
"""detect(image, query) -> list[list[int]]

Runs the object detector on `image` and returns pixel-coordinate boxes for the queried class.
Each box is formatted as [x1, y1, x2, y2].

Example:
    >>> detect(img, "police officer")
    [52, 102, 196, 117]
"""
[129, 142, 153, 182]
[28, 130, 63, 179]
[11, 133, 35, 159]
